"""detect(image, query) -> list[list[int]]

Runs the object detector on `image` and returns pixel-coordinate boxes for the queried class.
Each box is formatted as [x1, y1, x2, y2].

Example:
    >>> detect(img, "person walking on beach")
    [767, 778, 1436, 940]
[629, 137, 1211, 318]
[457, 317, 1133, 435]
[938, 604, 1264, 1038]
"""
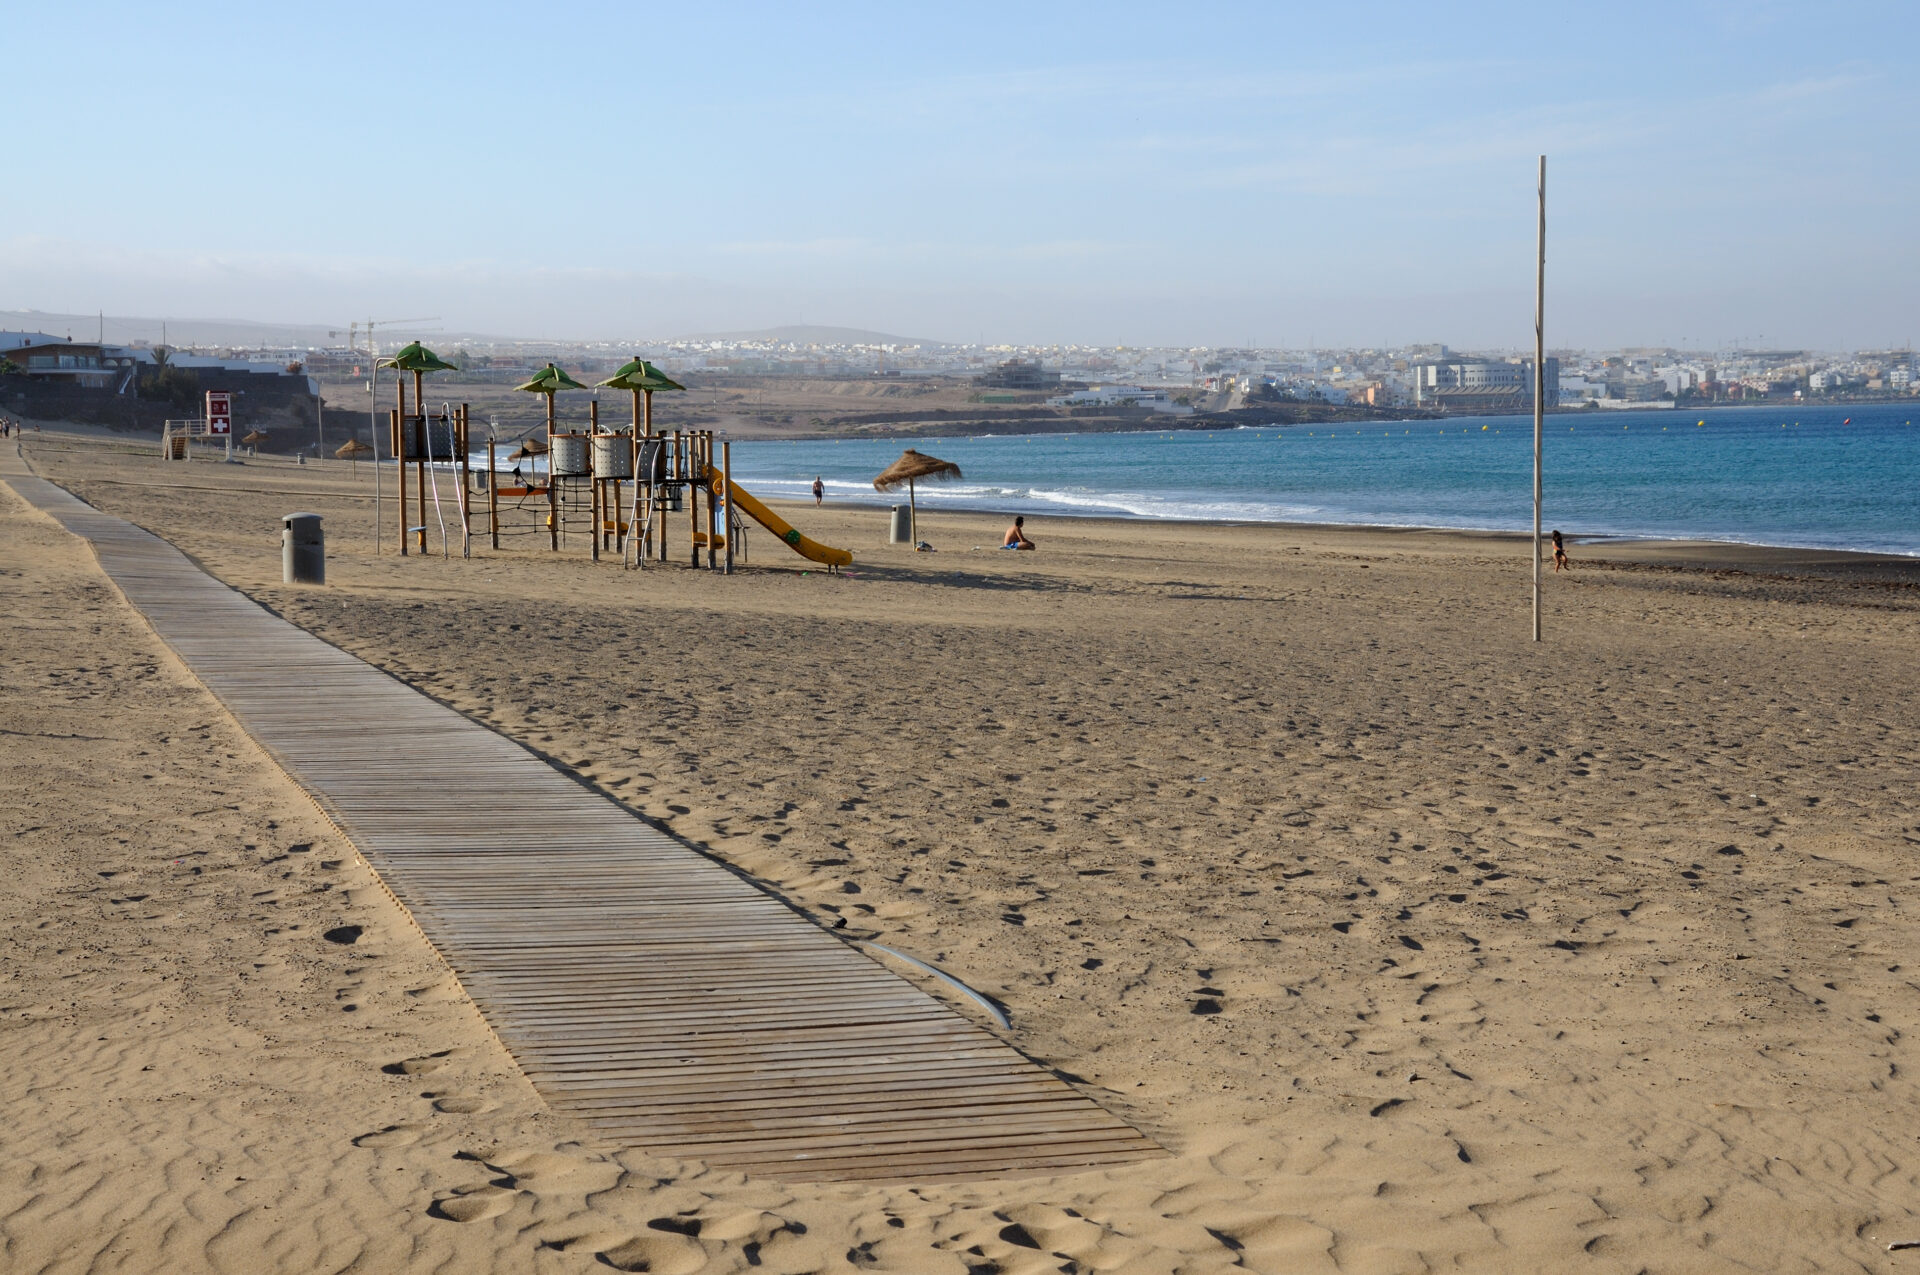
[1551, 529, 1571, 573]
[812, 476, 824, 506]
[1001, 516, 1036, 550]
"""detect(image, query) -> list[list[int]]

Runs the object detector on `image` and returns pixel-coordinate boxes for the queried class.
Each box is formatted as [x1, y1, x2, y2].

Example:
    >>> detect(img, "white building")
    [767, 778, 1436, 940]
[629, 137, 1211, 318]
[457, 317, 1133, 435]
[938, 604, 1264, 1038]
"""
[1047, 386, 1194, 415]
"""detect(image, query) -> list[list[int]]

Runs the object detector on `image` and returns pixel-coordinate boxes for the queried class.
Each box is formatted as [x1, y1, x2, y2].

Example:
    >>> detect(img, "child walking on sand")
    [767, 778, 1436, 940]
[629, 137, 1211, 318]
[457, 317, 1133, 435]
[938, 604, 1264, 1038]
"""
[1551, 529, 1570, 573]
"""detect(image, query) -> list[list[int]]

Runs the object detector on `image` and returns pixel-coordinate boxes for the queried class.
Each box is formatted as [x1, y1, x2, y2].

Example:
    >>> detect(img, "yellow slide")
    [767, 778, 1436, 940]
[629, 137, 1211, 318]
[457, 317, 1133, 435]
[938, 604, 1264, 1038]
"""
[707, 474, 853, 570]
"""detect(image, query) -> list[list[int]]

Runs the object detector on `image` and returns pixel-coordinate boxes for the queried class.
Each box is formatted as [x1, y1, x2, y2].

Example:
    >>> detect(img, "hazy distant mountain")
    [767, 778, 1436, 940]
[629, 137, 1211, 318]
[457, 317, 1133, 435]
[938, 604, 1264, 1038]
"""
[0, 309, 364, 349]
[0, 309, 953, 351]
[675, 324, 943, 347]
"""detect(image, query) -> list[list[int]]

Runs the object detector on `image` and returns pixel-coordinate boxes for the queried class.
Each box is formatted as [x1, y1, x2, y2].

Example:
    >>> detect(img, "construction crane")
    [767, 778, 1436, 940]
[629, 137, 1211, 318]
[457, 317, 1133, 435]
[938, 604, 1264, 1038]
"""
[337, 316, 441, 357]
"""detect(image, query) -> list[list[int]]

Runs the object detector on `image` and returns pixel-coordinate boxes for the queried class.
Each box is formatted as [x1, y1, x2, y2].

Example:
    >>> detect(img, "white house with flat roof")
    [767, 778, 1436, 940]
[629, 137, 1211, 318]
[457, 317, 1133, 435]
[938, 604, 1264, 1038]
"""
[1047, 385, 1194, 415]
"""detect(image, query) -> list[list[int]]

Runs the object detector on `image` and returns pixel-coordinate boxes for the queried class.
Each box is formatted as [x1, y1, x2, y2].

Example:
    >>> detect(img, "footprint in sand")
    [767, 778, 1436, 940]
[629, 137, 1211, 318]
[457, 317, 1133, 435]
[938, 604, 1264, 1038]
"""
[428, 1184, 516, 1223]
[691, 1213, 802, 1236]
[598, 1231, 709, 1274]
[1000, 1204, 1108, 1254]
[427, 1092, 494, 1114]
[381, 1049, 452, 1076]
[1204, 1214, 1338, 1270]
[352, 1124, 425, 1149]
[486, 1150, 622, 1194]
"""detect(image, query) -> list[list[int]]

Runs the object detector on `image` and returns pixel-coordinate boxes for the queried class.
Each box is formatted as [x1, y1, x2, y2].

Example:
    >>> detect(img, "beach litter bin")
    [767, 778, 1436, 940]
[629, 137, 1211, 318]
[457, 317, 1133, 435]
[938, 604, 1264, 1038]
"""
[282, 512, 324, 584]
[889, 504, 911, 544]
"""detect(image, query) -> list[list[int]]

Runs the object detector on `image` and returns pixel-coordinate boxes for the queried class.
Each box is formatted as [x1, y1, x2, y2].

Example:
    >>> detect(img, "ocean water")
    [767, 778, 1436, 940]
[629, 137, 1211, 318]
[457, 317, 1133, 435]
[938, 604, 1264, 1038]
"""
[714, 403, 1920, 556]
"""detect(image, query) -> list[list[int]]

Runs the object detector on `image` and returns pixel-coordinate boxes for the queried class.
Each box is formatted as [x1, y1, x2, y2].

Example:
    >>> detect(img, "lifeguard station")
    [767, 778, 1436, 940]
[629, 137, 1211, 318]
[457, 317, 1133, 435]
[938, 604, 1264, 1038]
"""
[160, 390, 236, 461]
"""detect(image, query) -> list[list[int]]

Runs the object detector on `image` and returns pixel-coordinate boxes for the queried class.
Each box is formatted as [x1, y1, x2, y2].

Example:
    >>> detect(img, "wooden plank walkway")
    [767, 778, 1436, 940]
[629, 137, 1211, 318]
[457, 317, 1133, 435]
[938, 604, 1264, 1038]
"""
[3, 467, 1161, 1181]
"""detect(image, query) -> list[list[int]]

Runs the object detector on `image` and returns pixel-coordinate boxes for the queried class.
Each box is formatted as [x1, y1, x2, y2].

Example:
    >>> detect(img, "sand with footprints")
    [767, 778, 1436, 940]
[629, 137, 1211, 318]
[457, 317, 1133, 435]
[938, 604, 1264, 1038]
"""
[5, 425, 1920, 1272]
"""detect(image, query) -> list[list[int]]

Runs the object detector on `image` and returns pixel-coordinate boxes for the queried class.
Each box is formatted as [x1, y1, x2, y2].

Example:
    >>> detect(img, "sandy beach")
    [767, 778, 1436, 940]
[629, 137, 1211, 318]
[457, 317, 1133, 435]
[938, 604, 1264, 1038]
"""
[6, 424, 1920, 1273]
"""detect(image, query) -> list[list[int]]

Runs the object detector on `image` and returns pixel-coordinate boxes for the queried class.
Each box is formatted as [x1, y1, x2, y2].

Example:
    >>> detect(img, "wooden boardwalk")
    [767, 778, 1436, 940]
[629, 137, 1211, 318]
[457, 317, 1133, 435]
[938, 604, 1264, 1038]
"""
[5, 470, 1161, 1181]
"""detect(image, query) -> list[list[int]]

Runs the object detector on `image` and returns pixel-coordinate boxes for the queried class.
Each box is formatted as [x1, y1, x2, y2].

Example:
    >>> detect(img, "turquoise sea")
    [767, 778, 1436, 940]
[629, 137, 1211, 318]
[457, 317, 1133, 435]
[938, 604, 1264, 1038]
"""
[719, 403, 1920, 557]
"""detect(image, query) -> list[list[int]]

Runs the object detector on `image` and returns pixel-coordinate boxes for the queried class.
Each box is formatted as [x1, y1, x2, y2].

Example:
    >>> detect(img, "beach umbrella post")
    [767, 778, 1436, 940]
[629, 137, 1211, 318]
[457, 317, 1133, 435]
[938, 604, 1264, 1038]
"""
[873, 448, 963, 550]
[377, 341, 460, 556]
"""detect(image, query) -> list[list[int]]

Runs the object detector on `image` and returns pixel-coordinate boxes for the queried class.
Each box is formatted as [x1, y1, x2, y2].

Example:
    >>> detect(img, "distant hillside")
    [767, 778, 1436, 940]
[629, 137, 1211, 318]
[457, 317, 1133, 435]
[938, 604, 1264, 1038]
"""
[675, 324, 944, 347]
[0, 309, 353, 349]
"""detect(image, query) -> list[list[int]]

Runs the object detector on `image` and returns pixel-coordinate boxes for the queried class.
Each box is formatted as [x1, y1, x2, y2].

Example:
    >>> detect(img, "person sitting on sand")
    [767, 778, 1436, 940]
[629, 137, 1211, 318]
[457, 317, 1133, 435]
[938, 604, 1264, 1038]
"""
[1551, 529, 1570, 573]
[1001, 516, 1036, 550]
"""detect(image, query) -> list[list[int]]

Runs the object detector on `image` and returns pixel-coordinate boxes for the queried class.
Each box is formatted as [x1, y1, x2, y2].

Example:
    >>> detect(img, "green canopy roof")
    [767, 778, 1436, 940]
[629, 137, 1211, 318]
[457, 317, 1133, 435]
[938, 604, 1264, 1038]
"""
[597, 357, 686, 393]
[513, 362, 589, 395]
[376, 340, 459, 374]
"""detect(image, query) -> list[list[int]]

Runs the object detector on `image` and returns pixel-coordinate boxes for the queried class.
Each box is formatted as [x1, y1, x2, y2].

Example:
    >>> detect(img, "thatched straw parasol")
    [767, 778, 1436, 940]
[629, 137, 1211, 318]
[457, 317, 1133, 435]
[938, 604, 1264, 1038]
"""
[336, 436, 374, 475]
[241, 428, 269, 446]
[873, 448, 962, 548]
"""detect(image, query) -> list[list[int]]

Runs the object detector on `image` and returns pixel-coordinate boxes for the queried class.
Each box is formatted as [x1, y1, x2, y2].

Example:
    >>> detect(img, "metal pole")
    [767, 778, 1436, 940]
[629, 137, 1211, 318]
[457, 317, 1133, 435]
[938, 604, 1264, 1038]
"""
[722, 439, 733, 575]
[1532, 154, 1546, 643]
[370, 338, 382, 555]
[590, 399, 601, 563]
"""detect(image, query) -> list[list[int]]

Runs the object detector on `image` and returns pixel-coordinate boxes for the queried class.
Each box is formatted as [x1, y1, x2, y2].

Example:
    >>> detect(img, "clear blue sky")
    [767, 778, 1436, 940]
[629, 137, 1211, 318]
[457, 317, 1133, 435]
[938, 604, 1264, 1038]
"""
[4, 1, 1915, 348]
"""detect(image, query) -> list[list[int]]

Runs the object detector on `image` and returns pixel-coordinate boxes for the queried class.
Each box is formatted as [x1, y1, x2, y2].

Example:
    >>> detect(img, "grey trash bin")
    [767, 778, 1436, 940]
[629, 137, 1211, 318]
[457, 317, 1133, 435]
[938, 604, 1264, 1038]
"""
[282, 512, 324, 584]
[889, 504, 912, 544]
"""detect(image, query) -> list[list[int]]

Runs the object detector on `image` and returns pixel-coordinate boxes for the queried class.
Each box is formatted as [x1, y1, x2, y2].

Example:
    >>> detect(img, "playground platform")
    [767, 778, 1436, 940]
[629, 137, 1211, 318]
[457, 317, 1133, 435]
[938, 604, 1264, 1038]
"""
[2, 462, 1161, 1182]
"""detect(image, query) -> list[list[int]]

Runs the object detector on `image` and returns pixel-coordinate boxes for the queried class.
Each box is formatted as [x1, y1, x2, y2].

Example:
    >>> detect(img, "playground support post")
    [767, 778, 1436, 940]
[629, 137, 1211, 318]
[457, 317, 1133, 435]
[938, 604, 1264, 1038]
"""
[411, 371, 429, 557]
[686, 432, 699, 568]
[627, 385, 643, 561]
[487, 438, 500, 550]
[589, 400, 601, 564]
[546, 390, 559, 552]
[394, 376, 407, 556]
[722, 440, 734, 576]
[457, 404, 472, 559]
[390, 409, 407, 556]
[704, 433, 718, 571]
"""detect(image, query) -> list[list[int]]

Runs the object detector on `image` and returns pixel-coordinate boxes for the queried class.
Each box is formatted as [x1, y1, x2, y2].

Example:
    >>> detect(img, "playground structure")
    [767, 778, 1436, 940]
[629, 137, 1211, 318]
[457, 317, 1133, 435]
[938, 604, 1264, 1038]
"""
[477, 355, 852, 574]
[160, 338, 849, 574]
[482, 420, 848, 574]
